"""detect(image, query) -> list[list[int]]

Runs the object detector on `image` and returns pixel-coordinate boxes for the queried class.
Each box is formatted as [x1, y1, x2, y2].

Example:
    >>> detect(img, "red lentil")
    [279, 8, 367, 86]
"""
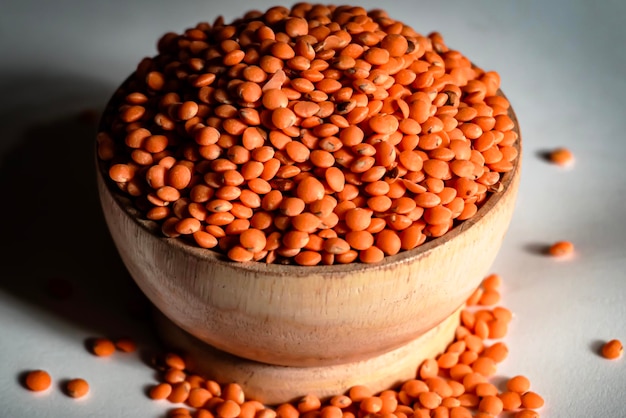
[601, 339, 623, 359]
[98, 4, 519, 265]
[499, 391, 522, 411]
[150, 383, 173, 400]
[25, 370, 51, 392]
[66, 378, 90, 399]
[548, 148, 574, 166]
[548, 241, 574, 257]
[521, 392, 544, 409]
[506, 375, 531, 394]
[114, 337, 137, 353]
[91, 338, 116, 357]
[515, 410, 540, 418]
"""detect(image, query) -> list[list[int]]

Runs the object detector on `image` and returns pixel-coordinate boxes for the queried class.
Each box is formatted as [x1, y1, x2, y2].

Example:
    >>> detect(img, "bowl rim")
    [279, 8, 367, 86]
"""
[97, 85, 521, 278]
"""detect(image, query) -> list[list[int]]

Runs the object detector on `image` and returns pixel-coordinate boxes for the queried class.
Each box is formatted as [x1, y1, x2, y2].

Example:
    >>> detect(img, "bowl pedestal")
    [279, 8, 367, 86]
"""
[154, 305, 463, 404]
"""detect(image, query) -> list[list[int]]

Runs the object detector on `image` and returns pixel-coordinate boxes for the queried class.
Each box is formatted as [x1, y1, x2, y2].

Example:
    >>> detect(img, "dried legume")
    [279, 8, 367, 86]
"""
[97, 3, 518, 265]
[548, 148, 574, 166]
[91, 338, 116, 357]
[66, 378, 90, 398]
[25, 370, 51, 392]
[548, 241, 574, 257]
[601, 339, 623, 359]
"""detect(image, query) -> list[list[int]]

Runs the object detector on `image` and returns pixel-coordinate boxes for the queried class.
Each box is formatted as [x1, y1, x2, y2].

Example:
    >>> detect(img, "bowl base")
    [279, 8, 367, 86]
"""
[154, 305, 462, 405]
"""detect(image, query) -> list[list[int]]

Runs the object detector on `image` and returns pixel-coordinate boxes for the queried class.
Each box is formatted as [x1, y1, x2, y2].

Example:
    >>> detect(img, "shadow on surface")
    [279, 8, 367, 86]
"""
[589, 339, 605, 357]
[535, 149, 554, 163]
[523, 242, 551, 256]
[0, 75, 154, 341]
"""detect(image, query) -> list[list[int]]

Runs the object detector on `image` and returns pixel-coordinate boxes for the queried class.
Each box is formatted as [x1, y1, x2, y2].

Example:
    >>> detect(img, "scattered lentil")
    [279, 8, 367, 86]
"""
[115, 337, 137, 353]
[548, 241, 574, 257]
[548, 148, 574, 166]
[25, 370, 51, 392]
[66, 378, 90, 398]
[91, 338, 116, 357]
[601, 339, 623, 360]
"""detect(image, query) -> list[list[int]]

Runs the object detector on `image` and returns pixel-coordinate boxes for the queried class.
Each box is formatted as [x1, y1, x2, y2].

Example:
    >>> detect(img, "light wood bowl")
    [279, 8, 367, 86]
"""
[96, 90, 521, 404]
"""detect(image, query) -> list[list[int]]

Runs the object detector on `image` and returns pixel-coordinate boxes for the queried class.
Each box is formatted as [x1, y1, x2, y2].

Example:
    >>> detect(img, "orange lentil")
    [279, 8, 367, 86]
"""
[426, 377, 453, 398]
[239, 229, 267, 253]
[187, 388, 212, 408]
[419, 358, 439, 380]
[418, 391, 442, 409]
[475, 382, 498, 397]
[348, 385, 373, 402]
[220, 383, 245, 405]
[359, 396, 383, 413]
[601, 339, 623, 359]
[437, 352, 459, 369]
[164, 368, 186, 384]
[487, 318, 508, 339]
[507, 376, 532, 394]
[492, 306, 513, 323]
[164, 353, 186, 370]
[66, 378, 89, 399]
[25, 370, 52, 392]
[521, 392, 544, 409]
[257, 410, 278, 418]
[217, 400, 242, 418]
[472, 356, 496, 376]
[295, 251, 322, 265]
[457, 393, 479, 408]
[168, 381, 192, 403]
[240, 401, 265, 418]
[484, 341, 509, 363]
[359, 246, 384, 263]
[548, 147, 574, 166]
[499, 391, 522, 411]
[462, 372, 487, 393]
[515, 410, 540, 418]
[478, 396, 503, 415]
[329, 395, 352, 409]
[449, 406, 472, 418]
[478, 290, 501, 306]
[150, 382, 173, 400]
[344, 208, 372, 231]
[482, 273, 501, 290]
[296, 176, 325, 203]
[548, 241, 574, 257]
[424, 206, 452, 225]
[115, 337, 137, 353]
[92, 338, 116, 357]
[186, 375, 206, 390]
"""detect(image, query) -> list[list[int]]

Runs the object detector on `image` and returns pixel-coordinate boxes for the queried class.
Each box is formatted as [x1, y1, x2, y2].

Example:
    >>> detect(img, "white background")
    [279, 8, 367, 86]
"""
[1, 1, 625, 417]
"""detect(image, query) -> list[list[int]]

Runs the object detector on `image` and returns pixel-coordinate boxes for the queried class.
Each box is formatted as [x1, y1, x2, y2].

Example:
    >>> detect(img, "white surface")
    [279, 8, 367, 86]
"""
[1, 1, 625, 417]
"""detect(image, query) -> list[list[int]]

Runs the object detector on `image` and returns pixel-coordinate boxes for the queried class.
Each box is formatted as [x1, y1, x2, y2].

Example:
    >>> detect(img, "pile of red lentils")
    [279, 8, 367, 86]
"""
[97, 3, 519, 265]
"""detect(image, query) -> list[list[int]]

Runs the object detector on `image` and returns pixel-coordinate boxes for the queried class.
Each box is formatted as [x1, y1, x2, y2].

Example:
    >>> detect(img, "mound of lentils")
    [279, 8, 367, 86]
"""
[97, 3, 519, 265]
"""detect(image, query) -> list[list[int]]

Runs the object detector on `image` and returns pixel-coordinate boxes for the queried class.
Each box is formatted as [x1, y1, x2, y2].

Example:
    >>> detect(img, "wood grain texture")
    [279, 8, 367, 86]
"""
[96, 92, 521, 369]
[155, 305, 463, 405]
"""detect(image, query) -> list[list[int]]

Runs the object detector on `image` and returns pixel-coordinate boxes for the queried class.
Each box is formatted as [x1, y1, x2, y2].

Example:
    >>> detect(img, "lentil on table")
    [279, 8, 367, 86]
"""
[97, 3, 519, 265]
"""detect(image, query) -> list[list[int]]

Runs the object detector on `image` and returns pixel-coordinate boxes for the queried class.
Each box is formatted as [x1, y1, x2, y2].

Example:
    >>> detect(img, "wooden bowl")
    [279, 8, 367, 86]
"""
[96, 90, 521, 403]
